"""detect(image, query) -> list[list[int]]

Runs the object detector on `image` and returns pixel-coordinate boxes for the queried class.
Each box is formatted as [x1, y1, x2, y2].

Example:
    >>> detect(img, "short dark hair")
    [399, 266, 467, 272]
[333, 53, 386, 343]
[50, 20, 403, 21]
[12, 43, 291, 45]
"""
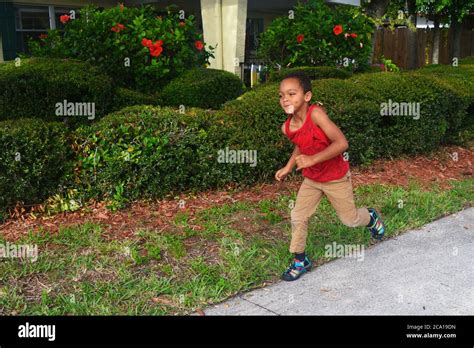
[281, 72, 312, 93]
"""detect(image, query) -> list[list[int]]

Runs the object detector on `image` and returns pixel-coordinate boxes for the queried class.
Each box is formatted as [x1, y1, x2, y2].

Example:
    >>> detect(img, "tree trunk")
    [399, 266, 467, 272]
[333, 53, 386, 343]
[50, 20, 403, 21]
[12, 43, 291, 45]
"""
[432, 17, 440, 64]
[366, 0, 391, 19]
[366, 0, 391, 65]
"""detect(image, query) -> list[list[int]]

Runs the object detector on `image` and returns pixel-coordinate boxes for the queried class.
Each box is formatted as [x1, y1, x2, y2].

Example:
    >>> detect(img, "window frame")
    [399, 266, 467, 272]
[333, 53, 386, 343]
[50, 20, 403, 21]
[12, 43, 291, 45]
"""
[14, 4, 81, 31]
[14, 4, 80, 54]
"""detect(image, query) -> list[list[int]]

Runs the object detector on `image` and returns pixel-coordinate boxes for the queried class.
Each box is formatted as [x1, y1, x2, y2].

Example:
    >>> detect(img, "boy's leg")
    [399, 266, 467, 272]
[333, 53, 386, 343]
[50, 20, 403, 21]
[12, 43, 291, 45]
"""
[282, 178, 323, 281]
[289, 177, 324, 253]
[321, 170, 372, 228]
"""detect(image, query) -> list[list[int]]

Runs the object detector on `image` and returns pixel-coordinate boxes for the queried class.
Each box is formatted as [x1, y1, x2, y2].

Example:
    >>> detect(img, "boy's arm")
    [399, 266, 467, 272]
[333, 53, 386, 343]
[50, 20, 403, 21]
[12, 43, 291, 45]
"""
[295, 107, 349, 170]
[281, 123, 300, 171]
[286, 145, 301, 171]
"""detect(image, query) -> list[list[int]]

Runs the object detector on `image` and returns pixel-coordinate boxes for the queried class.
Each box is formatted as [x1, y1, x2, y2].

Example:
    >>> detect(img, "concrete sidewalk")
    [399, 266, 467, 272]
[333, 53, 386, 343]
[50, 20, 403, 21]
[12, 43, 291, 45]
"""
[204, 207, 474, 315]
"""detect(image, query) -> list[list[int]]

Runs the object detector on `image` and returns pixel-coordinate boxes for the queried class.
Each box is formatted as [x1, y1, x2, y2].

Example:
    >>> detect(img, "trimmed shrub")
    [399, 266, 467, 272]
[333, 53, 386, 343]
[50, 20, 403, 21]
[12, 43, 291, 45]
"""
[348, 73, 448, 158]
[0, 118, 73, 210]
[70, 106, 241, 201]
[159, 68, 245, 109]
[269, 66, 352, 82]
[409, 62, 474, 144]
[0, 58, 114, 125]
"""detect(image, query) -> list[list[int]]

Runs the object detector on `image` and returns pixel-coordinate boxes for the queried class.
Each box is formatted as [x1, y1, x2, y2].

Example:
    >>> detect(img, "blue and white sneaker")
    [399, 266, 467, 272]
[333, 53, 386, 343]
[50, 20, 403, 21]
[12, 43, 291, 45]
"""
[367, 207, 385, 240]
[281, 257, 312, 281]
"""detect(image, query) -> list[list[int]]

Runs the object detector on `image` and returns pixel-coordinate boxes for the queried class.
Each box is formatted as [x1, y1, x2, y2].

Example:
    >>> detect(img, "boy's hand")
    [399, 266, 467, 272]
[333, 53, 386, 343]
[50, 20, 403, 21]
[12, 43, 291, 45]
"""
[275, 166, 291, 182]
[295, 155, 317, 171]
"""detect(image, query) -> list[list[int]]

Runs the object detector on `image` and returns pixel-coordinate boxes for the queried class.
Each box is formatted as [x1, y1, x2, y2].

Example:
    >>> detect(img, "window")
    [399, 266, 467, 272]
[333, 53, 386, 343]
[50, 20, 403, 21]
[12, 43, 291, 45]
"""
[245, 18, 264, 62]
[15, 5, 49, 54]
[14, 5, 79, 54]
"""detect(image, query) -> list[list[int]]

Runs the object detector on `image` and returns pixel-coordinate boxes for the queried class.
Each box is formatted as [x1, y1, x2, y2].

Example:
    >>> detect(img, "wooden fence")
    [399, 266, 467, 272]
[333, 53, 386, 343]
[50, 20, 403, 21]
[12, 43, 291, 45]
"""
[372, 26, 474, 69]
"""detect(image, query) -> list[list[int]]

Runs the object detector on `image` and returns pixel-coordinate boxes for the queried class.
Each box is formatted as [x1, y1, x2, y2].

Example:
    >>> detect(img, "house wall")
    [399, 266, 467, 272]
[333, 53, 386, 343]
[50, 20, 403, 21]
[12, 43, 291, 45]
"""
[0, 33, 4, 62]
[0, 2, 16, 61]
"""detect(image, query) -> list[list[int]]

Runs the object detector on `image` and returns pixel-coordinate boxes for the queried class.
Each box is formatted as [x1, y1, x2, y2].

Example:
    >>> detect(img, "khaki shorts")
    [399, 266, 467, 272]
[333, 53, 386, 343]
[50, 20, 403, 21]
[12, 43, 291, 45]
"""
[289, 170, 371, 253]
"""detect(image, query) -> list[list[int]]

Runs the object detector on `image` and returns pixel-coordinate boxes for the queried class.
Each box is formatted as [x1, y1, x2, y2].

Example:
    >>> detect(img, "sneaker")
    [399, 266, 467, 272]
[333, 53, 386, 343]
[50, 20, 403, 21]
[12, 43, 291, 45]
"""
[367, 207, 385, 240]
[281, 257, 312, 281]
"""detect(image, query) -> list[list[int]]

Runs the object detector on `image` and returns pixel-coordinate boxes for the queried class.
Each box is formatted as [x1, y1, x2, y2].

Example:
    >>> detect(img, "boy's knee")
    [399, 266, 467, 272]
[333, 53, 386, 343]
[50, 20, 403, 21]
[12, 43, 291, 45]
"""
[290, 218, 308, 231]
[291, 212, 308, 224]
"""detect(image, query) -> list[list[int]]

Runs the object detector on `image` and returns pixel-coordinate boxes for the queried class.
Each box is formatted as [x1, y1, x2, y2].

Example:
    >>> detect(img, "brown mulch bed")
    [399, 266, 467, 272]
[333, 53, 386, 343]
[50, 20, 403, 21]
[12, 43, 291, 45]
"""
[1, 145, 472, 242]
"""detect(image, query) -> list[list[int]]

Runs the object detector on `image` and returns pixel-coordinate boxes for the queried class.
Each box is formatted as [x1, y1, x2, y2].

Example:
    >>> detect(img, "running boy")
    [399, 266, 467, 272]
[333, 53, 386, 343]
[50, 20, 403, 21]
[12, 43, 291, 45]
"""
[275, 72, 385, 281]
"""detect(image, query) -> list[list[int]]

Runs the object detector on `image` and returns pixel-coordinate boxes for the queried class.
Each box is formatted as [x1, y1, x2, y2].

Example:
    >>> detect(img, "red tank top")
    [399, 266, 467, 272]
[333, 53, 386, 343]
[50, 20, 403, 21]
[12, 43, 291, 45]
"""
[284, 103, 349, 182]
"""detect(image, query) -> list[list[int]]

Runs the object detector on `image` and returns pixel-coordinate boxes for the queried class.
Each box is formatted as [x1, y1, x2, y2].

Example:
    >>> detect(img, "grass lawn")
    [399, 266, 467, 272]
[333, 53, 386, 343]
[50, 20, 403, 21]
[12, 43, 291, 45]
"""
[0, 177, 472, 315]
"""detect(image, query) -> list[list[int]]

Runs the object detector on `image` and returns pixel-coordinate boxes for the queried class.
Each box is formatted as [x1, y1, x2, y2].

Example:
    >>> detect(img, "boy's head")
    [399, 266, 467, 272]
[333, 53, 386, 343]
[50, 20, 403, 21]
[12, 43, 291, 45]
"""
[279, 72, 312, 115]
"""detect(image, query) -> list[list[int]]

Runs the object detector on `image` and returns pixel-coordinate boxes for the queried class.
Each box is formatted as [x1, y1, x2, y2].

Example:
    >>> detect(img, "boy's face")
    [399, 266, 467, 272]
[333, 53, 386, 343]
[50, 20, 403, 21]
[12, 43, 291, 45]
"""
[279, 78, 312, 115]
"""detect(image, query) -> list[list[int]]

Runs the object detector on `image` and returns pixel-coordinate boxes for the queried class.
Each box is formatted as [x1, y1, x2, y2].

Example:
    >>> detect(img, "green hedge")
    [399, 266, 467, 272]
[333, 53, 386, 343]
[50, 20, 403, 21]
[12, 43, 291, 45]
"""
[0, 118, 73, 211]
[70, 106, 241, 201]
[64, 62, 474, 204]
[414, 61, 474, 143]
[0, 58, 114, 125]
[4, 61, 473, 210]
[268, 66, 352, 82]
[159, 68, 245, 109]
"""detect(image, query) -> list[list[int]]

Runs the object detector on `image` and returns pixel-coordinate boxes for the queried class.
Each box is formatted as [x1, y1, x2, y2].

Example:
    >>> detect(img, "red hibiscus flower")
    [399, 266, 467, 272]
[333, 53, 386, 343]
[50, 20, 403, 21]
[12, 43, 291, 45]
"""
[60, 14, 70, 24]
[333, 24, 343, 36]
[152, 40, 163, 49]
[150, 46, 163, 57]
[39, 33, 48, 39]
[141, 38, 152, 48]
[195, 40, 204, 51]
[297, 34, 304, 44]
[350, 33, 358, 38]
[141, 38, 164, 57]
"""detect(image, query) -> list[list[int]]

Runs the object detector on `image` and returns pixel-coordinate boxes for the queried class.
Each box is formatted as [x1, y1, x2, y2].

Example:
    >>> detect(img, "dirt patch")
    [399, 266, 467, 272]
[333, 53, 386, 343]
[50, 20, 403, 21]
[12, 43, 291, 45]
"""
[4, 272, 69, 306]
[350, 145, 473, 192]
[182, 236, 221, 265]
[228, 210, 288, 242]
